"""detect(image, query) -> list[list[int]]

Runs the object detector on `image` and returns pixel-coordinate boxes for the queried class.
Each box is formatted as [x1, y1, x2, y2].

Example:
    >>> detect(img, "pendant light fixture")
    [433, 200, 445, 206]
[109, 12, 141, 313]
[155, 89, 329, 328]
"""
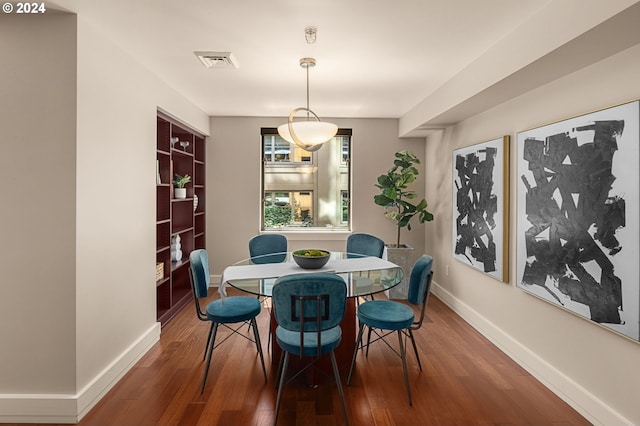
[277, 56, 338, 152]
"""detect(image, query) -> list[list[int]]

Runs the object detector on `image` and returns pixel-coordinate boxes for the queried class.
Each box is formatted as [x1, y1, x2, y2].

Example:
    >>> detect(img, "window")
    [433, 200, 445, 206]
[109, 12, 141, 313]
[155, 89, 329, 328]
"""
[341, 138, 349, 164]
[264, 191, 314, 227]
[261, 128, 351, 230]
[341, 190, 349, 224]
[263, 135, 312, 164]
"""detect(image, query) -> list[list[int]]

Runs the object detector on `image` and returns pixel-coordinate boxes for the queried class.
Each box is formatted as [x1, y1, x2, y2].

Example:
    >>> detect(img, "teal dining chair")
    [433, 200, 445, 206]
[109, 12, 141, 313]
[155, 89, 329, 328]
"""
[248, 233, 288, 347]
[346, 233, 385, 258]
[347, 254, 434, 405]
[346, 233, 385, 303]
[249, 233, 288, 264]
[188, 249, 267, 393]
[271, 273, 349, 426]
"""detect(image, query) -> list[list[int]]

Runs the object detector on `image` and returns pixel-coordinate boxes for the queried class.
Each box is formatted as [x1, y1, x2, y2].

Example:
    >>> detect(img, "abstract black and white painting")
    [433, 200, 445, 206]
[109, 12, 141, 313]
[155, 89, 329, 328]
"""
[517, 100, 640, 342]
[452, 136, 509, 282]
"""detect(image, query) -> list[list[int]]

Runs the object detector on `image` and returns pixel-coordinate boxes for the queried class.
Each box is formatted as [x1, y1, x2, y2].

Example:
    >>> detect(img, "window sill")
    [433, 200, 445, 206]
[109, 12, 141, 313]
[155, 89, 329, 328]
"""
[261, 229, 351, 241]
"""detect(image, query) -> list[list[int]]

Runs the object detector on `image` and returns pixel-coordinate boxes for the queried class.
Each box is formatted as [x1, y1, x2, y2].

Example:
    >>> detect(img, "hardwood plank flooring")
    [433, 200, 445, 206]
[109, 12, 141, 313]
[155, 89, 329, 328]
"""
[13, 289, 590, 426]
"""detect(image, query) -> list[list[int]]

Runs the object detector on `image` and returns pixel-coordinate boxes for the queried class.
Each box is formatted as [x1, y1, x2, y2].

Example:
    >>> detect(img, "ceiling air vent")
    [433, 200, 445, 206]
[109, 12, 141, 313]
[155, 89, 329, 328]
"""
[194, 51, 239, 69]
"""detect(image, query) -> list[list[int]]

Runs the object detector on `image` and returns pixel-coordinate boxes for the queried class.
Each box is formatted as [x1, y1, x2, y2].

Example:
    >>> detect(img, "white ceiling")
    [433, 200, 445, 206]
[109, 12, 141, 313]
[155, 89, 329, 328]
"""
[49, 0, 546, 117]
[48, 0, 640, 136]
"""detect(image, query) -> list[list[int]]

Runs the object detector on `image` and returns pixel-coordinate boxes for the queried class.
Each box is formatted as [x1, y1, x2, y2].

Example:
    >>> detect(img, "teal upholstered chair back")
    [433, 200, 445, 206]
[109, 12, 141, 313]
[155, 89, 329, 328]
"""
[249, 234, 287, 264]
[407, 254, 433, 306]
[272, 273, 347, 333]
[189, 249, 210, 299]
[272, 273, 350, 424]
[346, 233, 385, 258]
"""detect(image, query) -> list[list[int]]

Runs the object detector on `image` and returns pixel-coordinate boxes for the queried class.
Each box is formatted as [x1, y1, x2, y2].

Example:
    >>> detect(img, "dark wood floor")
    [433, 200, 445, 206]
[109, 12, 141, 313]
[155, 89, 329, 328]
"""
[17, 289, 590, 426]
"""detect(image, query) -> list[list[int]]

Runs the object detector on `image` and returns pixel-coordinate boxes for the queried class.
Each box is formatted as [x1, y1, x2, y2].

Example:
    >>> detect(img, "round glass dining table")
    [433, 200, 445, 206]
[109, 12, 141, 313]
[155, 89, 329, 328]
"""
[223, 251, 404, 298]
[221, 251, 404, 369]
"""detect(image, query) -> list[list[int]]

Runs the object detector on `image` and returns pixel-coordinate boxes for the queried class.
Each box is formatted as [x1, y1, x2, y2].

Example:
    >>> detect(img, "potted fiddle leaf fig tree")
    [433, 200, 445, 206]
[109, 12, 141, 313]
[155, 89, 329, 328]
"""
[173, 173, 191, 199]
[374, 150, 434, 298]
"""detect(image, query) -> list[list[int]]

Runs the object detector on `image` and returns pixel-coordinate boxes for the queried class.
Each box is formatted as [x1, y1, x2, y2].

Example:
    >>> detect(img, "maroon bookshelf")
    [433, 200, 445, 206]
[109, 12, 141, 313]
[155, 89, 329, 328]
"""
[156, 113, 206, 326]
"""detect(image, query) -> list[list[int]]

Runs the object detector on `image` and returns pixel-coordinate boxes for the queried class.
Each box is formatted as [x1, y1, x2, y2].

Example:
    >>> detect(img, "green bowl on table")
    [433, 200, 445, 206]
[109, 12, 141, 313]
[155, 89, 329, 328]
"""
[292, 249, 330, 269]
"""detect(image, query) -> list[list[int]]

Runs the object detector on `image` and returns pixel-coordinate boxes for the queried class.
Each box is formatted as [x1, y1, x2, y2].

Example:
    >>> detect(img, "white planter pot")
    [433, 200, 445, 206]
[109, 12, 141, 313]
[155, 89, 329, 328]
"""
[174, 188, 187, 199]
[384, 244, 415, 300]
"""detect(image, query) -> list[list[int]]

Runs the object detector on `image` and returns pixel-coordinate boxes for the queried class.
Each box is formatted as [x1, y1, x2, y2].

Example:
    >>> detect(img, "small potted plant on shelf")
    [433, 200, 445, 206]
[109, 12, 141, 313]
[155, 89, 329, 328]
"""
[173, 173, 191, 199]
[374, 150, 434, 298]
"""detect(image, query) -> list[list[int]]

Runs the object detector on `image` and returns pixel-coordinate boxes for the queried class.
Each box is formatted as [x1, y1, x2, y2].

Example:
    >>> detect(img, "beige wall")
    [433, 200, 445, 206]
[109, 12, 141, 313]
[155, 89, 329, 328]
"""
[0, 13, 78, 394]
[75, 14, 209, 397]
[425, 43, 640, 425]
[207, 117, 428, 277]
[0, 12, 209, 422]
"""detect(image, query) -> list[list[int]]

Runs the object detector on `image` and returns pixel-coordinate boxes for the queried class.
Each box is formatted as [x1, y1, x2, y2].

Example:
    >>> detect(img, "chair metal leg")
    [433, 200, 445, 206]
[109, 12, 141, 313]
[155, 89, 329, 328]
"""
[267, 325, 272, 351]
[266, 304, 272, 352]
[250, 294, 262, 337]
[365, 326, 373, 357]
[201, 323, 219, 393]
[408, 329, 422, 371]
[274, 350, 285, 389]
[273, 352, 290, 426]
[203, 322, 214, 361]
[256, 295, 273, 349]
[347, 322, 365, 385]
[330, 351, 350, 426]
[251, 318, 268, 382]
[397, 330, 412, 405]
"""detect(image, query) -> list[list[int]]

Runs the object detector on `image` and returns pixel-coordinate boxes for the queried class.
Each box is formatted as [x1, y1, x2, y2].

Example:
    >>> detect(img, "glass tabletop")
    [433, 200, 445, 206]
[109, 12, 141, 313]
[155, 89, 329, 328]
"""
[223, 251, 403, 298]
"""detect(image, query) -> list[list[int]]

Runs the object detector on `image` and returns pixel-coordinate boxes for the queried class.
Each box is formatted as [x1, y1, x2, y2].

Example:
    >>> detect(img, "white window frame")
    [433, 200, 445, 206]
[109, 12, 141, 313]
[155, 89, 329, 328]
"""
[261, 128, 352, 231]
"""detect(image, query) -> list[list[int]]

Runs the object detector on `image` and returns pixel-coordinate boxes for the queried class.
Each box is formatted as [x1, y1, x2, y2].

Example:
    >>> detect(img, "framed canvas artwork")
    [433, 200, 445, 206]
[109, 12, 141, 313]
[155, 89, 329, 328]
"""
[516, 100, 640, 342]
[452, 136, 509, 282]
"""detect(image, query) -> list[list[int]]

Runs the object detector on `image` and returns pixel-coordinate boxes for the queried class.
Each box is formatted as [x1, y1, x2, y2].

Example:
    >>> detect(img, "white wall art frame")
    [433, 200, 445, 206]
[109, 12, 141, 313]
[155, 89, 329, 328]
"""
[516, 100, 640, 342]
[452, 136, 509, 282]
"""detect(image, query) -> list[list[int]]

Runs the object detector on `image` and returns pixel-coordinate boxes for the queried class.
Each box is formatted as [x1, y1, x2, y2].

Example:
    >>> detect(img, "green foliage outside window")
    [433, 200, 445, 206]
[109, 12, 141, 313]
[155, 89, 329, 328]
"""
[264, 204, 293, 227]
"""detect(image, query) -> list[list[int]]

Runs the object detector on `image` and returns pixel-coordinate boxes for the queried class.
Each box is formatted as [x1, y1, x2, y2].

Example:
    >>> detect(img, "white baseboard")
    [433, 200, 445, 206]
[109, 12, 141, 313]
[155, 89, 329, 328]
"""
[0, 322, 161, 424]
[431, 281, 632, 426]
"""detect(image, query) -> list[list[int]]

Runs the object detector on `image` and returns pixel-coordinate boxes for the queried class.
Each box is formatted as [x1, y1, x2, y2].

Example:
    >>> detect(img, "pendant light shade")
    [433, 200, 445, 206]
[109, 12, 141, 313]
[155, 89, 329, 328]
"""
[277, 108, 338, 152]
[278, 57, 337, 151]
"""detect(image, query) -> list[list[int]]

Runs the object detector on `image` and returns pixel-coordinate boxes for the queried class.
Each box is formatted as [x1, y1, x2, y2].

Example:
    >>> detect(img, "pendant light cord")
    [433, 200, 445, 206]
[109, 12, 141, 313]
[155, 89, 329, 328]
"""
[306, 64, 310, 120]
